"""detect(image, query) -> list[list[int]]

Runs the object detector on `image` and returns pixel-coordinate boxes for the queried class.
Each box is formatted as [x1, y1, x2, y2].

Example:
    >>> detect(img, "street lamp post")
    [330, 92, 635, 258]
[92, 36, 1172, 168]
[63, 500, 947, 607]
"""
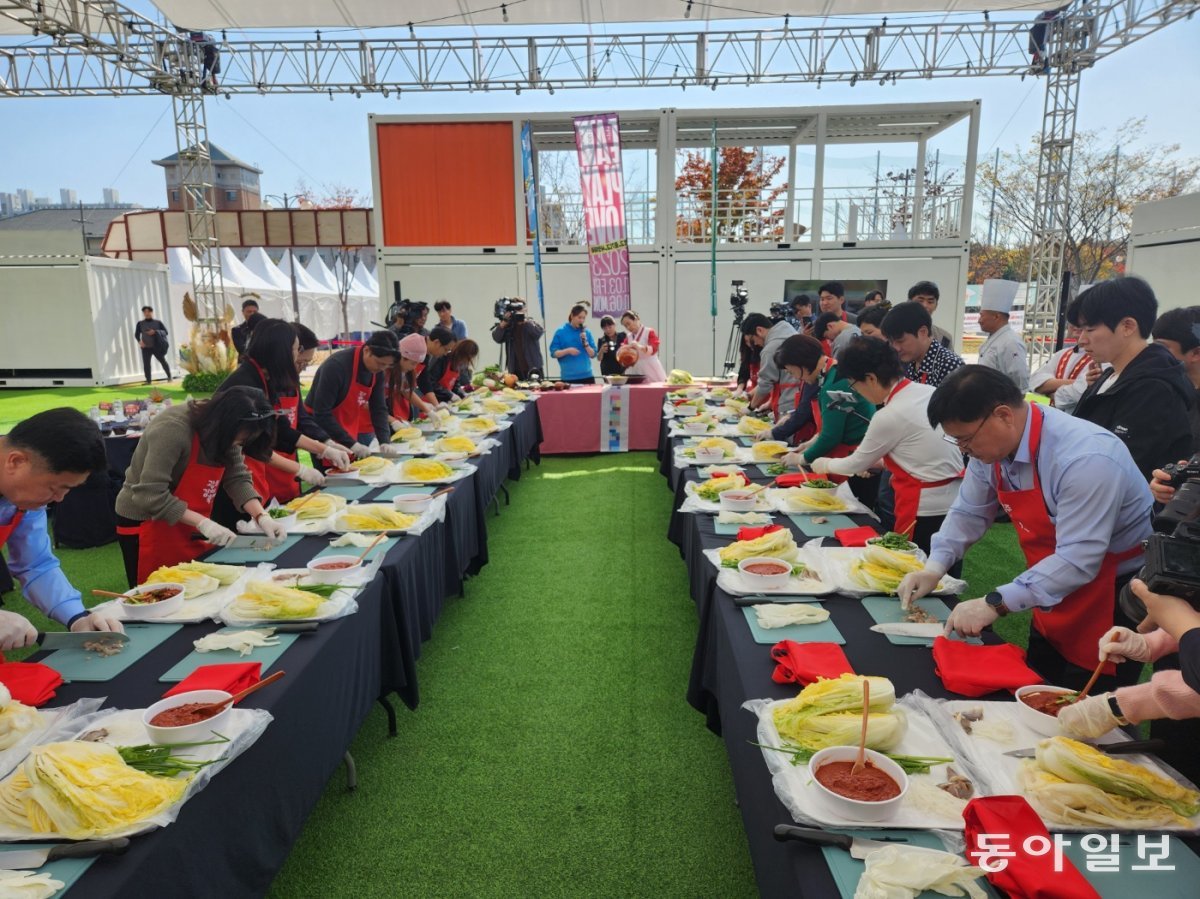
[265, 192, 300, 321]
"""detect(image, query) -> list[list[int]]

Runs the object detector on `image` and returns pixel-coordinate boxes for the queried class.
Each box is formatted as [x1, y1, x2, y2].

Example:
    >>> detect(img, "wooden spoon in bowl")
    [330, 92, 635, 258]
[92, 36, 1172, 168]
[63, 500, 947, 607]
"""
[191, 670, 287, 718]
[852, 679, 871, 777]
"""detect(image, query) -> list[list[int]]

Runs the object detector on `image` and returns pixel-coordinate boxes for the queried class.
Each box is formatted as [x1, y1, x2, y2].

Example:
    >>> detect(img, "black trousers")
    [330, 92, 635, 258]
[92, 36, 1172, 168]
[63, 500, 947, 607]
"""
[141, 347, 171, 382]
[115, 513, 142, 588]
[909, 514, 963, 579]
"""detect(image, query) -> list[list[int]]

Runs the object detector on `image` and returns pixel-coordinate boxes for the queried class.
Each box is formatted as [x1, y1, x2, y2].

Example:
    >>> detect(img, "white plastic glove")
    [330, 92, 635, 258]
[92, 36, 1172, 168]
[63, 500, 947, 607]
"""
[809, 457, 833, 474]
[196, 517, 237, 547]
[320, 445, 351, 470]
[255, 513, 288, 543]
[1059, 693, 1123, 739]
[781, 451, 809, 470]
[0, 610, 37, 651]
[368, 438, 381, 453]
[1098, 626, 1152, 664]
[296, 465, 326, 487]
[943, 597, 998, 639]
[70, 610, 125, 634]
[378, 443, 405, 457]
[390, 419, 407, 432]
[897, 567, 945, 610]
[350, 442, 372, 460]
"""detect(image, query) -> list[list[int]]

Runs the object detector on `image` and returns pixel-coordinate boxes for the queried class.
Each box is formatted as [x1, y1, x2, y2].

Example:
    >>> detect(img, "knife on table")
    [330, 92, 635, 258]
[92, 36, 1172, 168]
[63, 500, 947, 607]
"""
[0, 837, 130, 869]
[253, 623, 319, 634]
[190, 534, 278, 550]
[733, 595, 810, 607]
[869, 622, 945, 639]
[1004, 738, 1166, 759]
[773, 825, 944, 860]
[35, 631, 130, 651]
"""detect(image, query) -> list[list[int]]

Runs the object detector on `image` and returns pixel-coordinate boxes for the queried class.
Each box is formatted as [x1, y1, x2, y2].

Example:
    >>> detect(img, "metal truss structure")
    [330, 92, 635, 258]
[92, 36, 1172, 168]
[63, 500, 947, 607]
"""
[0, 0, 1196, 346]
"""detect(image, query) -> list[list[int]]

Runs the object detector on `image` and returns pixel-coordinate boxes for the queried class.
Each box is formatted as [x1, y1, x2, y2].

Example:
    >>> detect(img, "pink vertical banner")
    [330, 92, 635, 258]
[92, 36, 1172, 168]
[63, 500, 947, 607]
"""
[573, 113, 631, 318]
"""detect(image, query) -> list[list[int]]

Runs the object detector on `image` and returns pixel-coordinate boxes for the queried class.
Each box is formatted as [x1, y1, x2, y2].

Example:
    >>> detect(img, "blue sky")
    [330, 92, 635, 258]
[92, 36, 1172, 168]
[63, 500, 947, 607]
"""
[1, 15, 1197, 210]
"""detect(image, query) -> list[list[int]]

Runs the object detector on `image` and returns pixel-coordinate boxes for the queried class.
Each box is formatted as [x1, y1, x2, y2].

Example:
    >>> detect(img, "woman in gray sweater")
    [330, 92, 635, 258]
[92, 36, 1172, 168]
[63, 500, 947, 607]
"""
[114, 386, 286, 587]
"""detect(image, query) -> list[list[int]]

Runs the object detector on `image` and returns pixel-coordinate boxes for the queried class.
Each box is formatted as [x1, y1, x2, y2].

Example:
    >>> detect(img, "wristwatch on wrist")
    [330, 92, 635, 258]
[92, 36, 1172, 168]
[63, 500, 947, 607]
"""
[1107, 694, 1130, 725]
[984, 591, 1009, 617]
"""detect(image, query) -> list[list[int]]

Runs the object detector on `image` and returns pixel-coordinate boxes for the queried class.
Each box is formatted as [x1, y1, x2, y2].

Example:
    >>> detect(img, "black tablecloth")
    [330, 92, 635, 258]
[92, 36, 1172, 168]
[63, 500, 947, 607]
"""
[19, 403, 542, 897]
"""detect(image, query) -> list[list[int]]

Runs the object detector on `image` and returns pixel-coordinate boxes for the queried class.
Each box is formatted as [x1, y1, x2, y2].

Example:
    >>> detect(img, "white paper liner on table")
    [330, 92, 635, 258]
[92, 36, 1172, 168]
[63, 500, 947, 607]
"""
[697, 464, 746, 478]
[324, 466, 392, 485]
[330, 494, 448, 537]
[93, 567, 264, 624]
[238, 514, 334, 536]
[704, 546, 836, 596]
[906, 692, 1200, 833]
[680, 481, 774, 514]
[745, 695, 966, 831]
[0, 706, 271, 841]
[0, 698, 106, 780]
[673, 447, 754, 468]
[767, 482, 874, 517]
[810, 546, 968, 598]
[669, 423, 742, 438]
[386, 463, 476, 486]
[218, 576, 359, 627]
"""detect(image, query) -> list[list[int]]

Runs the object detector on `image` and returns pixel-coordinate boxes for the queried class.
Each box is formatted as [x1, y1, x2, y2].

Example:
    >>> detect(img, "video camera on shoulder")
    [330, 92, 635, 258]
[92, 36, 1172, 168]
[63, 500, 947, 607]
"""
[495, 297, 526, 323]
[1135, 454, 1200, 609]
[768, 301, 791, 322]
[730, 280, 749, 309]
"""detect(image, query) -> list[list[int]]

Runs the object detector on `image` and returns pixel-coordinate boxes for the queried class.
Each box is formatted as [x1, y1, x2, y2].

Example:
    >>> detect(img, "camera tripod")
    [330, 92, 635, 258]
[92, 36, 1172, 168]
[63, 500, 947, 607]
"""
[723, 304, 747, 377]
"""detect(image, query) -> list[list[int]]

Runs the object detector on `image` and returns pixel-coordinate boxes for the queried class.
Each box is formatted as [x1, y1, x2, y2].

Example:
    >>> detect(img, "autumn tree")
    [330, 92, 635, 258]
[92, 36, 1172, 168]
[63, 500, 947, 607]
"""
[976, 119, 1198, 284]
[675, 147, 787, 242]
[293, 182, 370, 334]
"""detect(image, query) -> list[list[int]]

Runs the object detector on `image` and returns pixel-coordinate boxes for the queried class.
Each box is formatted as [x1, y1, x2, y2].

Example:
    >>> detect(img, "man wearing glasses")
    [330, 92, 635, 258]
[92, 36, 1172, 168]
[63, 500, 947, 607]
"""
[898, 365, 1153, 694]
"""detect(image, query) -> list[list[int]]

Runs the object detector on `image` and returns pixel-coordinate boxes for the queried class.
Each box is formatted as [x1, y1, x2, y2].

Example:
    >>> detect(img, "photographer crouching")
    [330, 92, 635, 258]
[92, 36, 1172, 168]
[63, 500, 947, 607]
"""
[490, 298, 544, 381]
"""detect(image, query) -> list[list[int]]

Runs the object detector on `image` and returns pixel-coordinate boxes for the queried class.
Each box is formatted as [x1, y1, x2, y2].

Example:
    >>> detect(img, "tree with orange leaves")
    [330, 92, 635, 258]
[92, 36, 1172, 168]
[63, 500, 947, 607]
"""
[674, 147, 787, 243]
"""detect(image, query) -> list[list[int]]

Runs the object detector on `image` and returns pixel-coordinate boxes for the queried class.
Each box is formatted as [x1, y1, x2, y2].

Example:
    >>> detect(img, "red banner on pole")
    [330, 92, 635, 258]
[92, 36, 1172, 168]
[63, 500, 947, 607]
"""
[573, 113, 631, 318]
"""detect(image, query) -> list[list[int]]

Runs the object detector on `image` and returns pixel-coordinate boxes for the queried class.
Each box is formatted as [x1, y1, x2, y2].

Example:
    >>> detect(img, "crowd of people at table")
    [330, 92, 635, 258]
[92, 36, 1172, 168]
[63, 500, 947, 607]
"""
[731, 275, 1200, 781]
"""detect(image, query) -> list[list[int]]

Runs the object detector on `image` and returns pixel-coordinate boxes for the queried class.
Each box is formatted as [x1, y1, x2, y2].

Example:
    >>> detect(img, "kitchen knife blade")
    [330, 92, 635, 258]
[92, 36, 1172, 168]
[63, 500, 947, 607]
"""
[189, 534, 279, 550]
[0, 837, 130, 869]
[1004, 738, 1166, 759]
[256, 622, 319, 634]
[870, 622, 945, 639]
[37, 631, 130, 651]
[772, 825, 945, 860]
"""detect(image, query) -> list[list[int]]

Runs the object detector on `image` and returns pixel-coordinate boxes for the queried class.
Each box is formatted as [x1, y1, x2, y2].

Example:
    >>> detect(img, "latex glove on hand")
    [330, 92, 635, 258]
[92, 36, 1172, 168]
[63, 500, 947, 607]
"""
[781, 451, 809, 470]
[196, 517, 237, 547]
[1059, 693, 1123, 739]
[320, 445, 351, 470]
[809, 457, 833, 475]
[296, 465, 326, 487]
[350, 442, 372, 460]
[390, 419, 407, 433]
[752, 429, 774, 442]
[254, 513, 288, 543]
[1099, 626, 1152, 664]
[943, 597, 999, 639]
[368, 438, 381, 454]
[0, 610, 37, 651]
[378, 443, 405, 457]
[897, 567, 946, 610]
[69, 610, 124, 634]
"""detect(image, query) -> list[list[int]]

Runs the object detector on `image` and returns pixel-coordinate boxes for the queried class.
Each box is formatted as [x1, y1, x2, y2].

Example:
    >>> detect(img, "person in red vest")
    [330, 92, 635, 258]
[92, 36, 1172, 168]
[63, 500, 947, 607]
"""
[305, 330, 400, 457]
[427, 339, 479, 402]
[212, 318, 351, 512]
[387, 333, 437, 426]
[900, 365, 1153, 694]
[114, 387, 286, 586]
[0, 409, 123, 647]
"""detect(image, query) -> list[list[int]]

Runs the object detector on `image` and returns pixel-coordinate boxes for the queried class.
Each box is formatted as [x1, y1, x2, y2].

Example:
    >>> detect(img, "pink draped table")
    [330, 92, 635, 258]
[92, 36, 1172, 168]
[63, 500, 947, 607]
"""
[535, 383, 672, 454]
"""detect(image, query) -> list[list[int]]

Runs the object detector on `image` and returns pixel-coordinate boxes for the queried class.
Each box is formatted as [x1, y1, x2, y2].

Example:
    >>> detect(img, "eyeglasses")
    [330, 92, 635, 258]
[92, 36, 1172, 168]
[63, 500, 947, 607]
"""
[941, 406, 1000, 448]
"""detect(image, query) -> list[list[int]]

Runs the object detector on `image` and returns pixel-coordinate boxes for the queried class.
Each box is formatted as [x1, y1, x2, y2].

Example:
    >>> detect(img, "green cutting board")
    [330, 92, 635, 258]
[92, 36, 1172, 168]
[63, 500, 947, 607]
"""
[755, 463, 786, 476]
[1063, 835, 1200, 898]
[313, 537, 399, 564]
[373, 484, 437, 502]
[41, 623, 183, 682]
[860, 596, 980, 646]
[320, 483, 378, 501]
[787, 513, 858, 538]
[818, 830, 1001, 899]
[206, 534, 305, 565]
[0, 846, 99, 899]
[740, 603, 844, 645]
[159, 627, 301, 682]
[713, 516, 776, 536]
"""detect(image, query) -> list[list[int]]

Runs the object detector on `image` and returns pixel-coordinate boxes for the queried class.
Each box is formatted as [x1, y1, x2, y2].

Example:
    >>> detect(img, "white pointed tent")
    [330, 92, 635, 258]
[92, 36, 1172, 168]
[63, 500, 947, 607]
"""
[305, 253, 340, 293]
[244, 246, 296, 291]
[334, 258, 374, 297]
[355, 259, 379, 295]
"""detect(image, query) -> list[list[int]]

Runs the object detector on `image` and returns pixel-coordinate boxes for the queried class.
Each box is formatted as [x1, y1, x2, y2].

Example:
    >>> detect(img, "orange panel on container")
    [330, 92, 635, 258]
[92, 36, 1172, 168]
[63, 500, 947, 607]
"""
[376, 122, 516, 247]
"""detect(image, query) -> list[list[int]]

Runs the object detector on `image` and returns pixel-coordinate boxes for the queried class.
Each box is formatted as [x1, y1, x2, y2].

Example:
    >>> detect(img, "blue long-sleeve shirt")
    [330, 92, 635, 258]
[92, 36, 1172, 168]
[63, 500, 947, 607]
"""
[0, 499, 86, 625]
[928, 404, 1152, 612]
[549, 323, 597, 380]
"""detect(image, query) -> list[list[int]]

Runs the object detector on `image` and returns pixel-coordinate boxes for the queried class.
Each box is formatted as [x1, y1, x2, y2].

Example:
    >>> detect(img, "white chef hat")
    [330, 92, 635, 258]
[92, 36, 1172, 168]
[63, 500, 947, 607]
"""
[980, 279, 1019, 314]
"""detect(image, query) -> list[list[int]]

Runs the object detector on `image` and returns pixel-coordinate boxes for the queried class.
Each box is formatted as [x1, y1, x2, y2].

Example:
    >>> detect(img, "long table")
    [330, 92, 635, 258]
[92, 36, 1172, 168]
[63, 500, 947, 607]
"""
[660, 404, 1200, 898]
[536, 383, 669, 453]
[18, 402, 542, 897]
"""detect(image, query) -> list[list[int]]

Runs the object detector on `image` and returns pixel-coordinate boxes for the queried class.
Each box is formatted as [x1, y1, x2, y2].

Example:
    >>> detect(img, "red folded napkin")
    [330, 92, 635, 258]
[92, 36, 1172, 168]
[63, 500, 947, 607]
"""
[964, 796, 1098, 899]
[164, 662, 261, 699]
[833, 526, 878, 547]
[0, 661, 64, 707]
[932, 637, 1042, 697]
[774, 472, 822, 488]
[770, 641, 855, 685]
[736, 524, 784, 542]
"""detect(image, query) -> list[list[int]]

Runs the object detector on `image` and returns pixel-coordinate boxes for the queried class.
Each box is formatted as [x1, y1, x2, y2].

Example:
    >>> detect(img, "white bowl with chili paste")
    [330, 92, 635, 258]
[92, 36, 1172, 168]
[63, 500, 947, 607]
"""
[693, 446, 726, 463]
[682, 421, 709, 434]
[143, 689, 233, 744]
[306, 555, 363, 584]
[737, 557, 793, 590]
[119, 582, 186, 620]
[720, 490, 760, 512]
[392, 493, 433, 514]
[1015, 684, 1073, 737]
[808, 746, 909, 822]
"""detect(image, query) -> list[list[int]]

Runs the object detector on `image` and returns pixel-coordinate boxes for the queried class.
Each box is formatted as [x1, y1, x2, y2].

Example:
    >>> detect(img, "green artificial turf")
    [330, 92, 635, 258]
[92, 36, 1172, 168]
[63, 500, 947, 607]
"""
[0, 384, 196, 432]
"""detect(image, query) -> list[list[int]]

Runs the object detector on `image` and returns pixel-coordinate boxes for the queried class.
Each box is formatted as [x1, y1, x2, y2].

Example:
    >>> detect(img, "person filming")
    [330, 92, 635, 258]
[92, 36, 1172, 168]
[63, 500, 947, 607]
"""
[491, 299, 544, 381]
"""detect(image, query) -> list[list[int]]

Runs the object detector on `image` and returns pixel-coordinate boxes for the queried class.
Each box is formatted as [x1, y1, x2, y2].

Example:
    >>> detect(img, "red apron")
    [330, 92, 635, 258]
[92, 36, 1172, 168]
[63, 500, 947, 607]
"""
[880, 380, 963, 538]
[438, 362, 459, 391]
[136, 435, 226, 583]
[244, 361, 300, 505]
[993, 404, 1143, 673]
[0, 510, 25, 549]
[769, 378, 805, 421]
[1055, 349, 1090, 381]
[330, 345, 376, 441]
[747, 361, 758, 393]
[808, 361, 856, 479]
